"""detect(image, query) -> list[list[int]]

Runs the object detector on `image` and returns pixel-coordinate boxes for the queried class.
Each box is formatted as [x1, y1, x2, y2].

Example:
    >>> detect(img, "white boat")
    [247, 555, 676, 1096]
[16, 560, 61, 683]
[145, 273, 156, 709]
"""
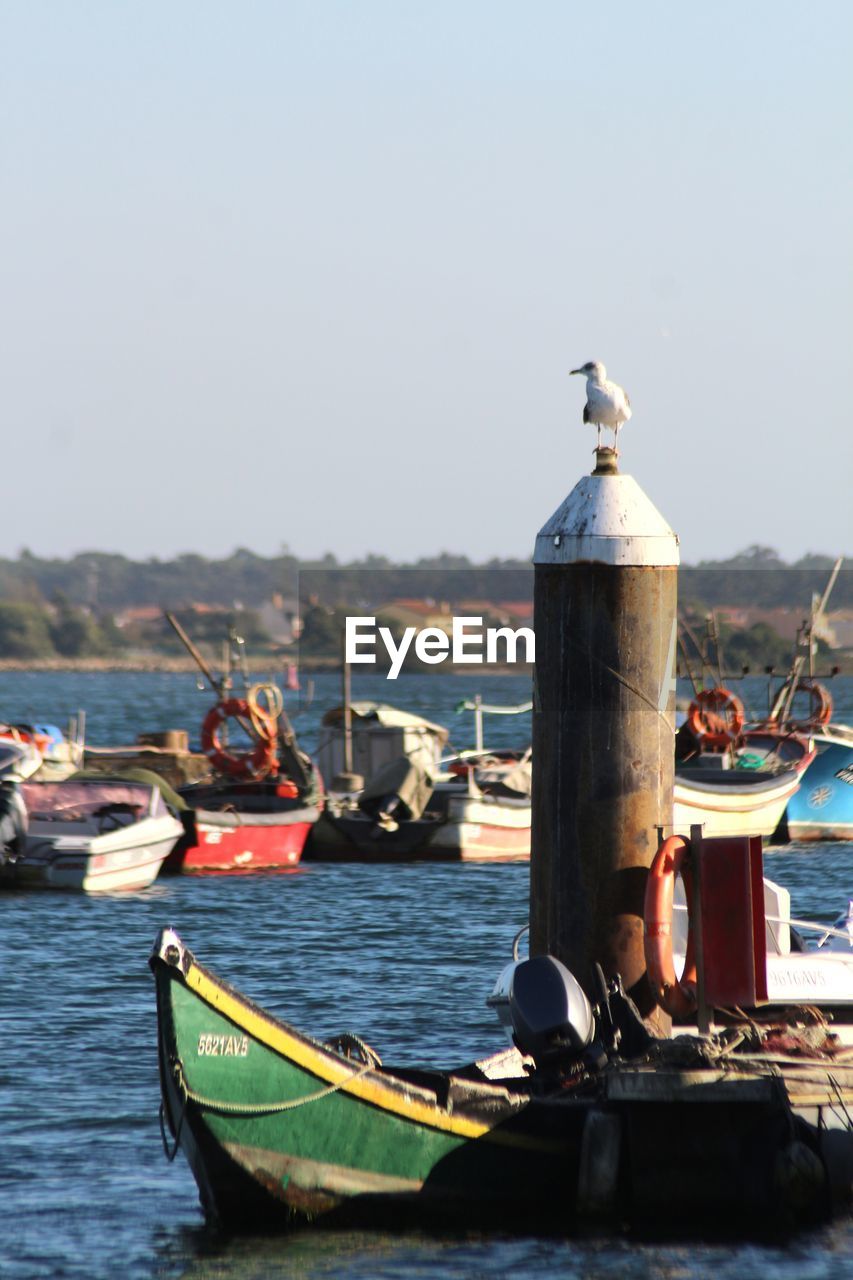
[309, 698, 533, 862]
[309, 749, 532, 862]
[2, 778, 184, 892]
[674, 706, 814, 839]
[671, 876, 853, 1046]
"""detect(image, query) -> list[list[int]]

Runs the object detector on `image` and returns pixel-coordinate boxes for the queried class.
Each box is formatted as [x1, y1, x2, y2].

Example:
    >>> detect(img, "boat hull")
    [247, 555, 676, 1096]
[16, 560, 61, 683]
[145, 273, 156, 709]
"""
[7, 823, 180, 892]
[673, 768, 803, 840]
[307, 792, 530, 863]
[785, 737, 853, 842]
[164, 807, 318, 875]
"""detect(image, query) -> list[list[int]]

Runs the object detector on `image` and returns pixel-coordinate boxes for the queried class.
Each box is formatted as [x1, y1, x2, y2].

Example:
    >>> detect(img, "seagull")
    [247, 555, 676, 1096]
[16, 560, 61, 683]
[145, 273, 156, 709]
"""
[570, 360, 632, 450]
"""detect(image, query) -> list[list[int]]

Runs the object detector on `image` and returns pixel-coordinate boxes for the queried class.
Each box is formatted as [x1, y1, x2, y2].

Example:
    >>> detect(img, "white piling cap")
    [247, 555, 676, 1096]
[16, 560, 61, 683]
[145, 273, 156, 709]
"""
[534, 461, 679, 567]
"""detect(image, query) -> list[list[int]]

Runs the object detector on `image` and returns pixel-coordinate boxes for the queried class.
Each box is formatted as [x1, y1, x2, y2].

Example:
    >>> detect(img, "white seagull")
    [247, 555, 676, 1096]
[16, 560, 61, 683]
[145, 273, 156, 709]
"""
[570, 360, 632, 449]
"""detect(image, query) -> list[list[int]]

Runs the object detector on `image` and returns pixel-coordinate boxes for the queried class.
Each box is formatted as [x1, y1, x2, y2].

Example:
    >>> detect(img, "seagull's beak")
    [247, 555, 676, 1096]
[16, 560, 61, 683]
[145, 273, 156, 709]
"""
[569, 367, 582, 376]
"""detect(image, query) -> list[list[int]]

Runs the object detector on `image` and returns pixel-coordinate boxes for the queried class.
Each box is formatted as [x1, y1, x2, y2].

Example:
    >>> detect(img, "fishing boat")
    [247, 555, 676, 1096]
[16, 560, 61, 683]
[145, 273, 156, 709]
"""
[309, 748, 531, 862]
[783, 720, 853, 841]
[307, 698, 532, 862]
[161, 689, 322, 875]
[750, 672, 853, 842]
[2, 776, 183, 892]
[159, 616, 322, 875]
[169, 775, 321, 875]
[679, 559, 853, 843]
[151, 835, 853, 1233]
[673, 687, 814, 839]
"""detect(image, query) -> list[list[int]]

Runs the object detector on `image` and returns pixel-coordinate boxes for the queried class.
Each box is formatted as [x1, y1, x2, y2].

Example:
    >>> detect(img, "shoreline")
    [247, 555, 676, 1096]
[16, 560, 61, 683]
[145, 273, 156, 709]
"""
[0, 656, 537, 676]
[0, 656, 849, 677]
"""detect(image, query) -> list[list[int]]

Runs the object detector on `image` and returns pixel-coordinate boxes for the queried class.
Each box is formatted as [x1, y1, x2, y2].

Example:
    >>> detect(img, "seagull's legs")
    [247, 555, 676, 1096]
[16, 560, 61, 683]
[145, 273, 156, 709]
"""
[596, 423, 602, 449]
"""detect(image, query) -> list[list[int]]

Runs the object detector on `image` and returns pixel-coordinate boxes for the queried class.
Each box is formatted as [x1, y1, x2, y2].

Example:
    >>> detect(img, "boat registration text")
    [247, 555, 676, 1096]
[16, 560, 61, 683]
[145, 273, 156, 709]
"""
[197, 1033, 250, 1057]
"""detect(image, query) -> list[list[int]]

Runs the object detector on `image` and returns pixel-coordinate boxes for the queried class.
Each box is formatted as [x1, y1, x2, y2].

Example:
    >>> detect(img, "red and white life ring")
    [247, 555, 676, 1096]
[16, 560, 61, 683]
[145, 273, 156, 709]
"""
[200, 698, 279, 779]
[644, 834, 698, 1020]
[686, 687, 745, 751]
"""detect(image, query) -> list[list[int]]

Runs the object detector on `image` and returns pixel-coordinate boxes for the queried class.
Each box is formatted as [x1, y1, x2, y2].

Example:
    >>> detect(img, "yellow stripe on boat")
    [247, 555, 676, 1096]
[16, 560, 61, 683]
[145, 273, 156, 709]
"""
[184, 959, 552, 1146]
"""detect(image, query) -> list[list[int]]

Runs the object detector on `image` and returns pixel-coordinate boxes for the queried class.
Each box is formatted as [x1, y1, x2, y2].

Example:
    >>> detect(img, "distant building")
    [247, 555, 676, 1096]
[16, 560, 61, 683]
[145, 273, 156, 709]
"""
[114, 605, 166, 629]
[258, 596, 301, 646]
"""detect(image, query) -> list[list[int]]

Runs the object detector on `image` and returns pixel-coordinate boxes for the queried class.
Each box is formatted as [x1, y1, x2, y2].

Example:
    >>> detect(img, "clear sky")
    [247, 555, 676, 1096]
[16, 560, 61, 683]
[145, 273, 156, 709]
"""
[2, 2, 850, 566]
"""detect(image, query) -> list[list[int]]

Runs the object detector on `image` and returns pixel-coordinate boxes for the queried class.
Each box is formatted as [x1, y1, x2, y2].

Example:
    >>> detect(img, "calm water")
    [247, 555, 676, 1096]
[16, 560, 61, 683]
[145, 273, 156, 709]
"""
[1, 672, 852, 1279]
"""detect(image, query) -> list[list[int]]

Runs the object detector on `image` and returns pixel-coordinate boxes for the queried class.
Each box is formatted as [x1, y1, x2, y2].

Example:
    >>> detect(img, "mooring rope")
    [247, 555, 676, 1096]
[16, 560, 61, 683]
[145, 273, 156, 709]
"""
[827, 1073, 853, 1132]
[159, 1098, 184, 1162]
[171, 1054, 376, 1117]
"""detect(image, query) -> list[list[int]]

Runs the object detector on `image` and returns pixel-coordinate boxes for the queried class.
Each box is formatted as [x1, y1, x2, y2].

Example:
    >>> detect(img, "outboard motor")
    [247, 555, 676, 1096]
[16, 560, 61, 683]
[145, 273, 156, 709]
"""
[0, 781, 27, 864]
[488, 954, 596, 1070]
[0, 740, 32, 866]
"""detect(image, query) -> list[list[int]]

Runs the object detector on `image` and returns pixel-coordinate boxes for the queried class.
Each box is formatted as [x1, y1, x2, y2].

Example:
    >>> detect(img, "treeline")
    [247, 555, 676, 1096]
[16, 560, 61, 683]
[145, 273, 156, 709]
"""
[0, 601, 122, 659]
[0, 545, 848, 663]
[0, 545, 848, 611]
[680, 548, 850, 613]
[2, 548, 301, 610]
[0, 601, 269, 660]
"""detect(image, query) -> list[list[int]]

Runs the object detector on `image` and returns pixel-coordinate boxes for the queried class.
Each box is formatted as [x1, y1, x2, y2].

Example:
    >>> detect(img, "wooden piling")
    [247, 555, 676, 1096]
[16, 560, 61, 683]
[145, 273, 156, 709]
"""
[530, 447, 679, 1030]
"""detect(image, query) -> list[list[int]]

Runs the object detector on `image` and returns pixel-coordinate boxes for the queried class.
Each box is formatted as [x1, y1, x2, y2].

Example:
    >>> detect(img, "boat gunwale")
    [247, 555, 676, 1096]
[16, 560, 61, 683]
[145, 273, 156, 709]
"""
[152, 933, 531, 1140]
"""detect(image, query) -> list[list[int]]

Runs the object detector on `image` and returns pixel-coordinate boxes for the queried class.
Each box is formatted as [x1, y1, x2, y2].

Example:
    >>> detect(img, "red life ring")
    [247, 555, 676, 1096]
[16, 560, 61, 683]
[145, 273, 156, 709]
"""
[788, 679, 833, 732]
[686, 687, 745, 750]
[200, 698, 279, 779]
[644, 834, 698, 1020]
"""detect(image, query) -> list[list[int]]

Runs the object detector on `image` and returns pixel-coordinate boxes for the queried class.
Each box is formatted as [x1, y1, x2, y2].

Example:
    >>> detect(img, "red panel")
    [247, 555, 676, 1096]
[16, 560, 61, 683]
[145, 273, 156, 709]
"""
[749, 835, 768, 1002]
[698, 835, 767, 1008]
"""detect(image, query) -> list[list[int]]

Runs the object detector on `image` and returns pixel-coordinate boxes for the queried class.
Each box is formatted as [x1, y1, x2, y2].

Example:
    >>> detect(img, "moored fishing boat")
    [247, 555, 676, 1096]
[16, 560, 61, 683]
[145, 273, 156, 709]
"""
[751, 674, 853, 843]
[169, 776, 320, 875]
[150, 886, 853, 1233]
[158, 616, 322, 874]
[783, 723, 853, 841]
[308, 749, 531, 862]
[308, 697, 531, 862]
[673, 687, 814, 839]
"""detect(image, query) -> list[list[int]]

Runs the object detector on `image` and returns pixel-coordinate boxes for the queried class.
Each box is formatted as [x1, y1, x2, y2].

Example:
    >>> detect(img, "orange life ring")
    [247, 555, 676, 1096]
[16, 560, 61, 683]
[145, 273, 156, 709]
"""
[644, 834, 698, 1020]
[686, 687, 745, 750]
[787, 678, 833, 732]
[200, 698, 279, 779]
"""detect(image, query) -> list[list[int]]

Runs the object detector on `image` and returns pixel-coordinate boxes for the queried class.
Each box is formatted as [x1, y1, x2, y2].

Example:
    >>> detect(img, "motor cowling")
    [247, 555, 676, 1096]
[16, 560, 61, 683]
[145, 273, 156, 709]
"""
[487, 954, 595, 1067]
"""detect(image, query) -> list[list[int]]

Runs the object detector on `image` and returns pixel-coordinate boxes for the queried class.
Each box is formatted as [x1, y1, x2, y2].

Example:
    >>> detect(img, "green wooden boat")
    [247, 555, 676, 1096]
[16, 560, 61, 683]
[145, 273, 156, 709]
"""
[150, 928, 837, 1233]
[151, 928, 597, 1230]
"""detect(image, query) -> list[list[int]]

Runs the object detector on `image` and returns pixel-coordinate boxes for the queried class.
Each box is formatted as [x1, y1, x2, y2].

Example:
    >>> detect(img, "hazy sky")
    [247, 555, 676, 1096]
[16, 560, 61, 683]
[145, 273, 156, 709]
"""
[2, 3, 850, 566]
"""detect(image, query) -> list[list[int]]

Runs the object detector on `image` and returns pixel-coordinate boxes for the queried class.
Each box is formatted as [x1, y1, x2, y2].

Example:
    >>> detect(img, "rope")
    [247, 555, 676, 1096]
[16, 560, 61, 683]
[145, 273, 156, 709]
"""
[248, 682, 284, 726]
[172, 1054, 376, 1117]
[455, 699, 533, 716]
[827, 1074, 853, 1132]
[159, 1098, 183, 1162]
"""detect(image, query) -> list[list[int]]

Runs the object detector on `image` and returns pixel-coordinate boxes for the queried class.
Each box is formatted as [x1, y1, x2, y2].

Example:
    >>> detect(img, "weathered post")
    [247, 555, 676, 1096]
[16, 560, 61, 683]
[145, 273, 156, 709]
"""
[530, 447, 678, 1032]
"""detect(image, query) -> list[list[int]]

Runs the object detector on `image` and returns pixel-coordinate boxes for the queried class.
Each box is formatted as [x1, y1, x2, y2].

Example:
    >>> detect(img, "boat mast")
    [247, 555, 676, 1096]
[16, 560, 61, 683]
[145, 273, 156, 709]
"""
[771, 557, 842, 723]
